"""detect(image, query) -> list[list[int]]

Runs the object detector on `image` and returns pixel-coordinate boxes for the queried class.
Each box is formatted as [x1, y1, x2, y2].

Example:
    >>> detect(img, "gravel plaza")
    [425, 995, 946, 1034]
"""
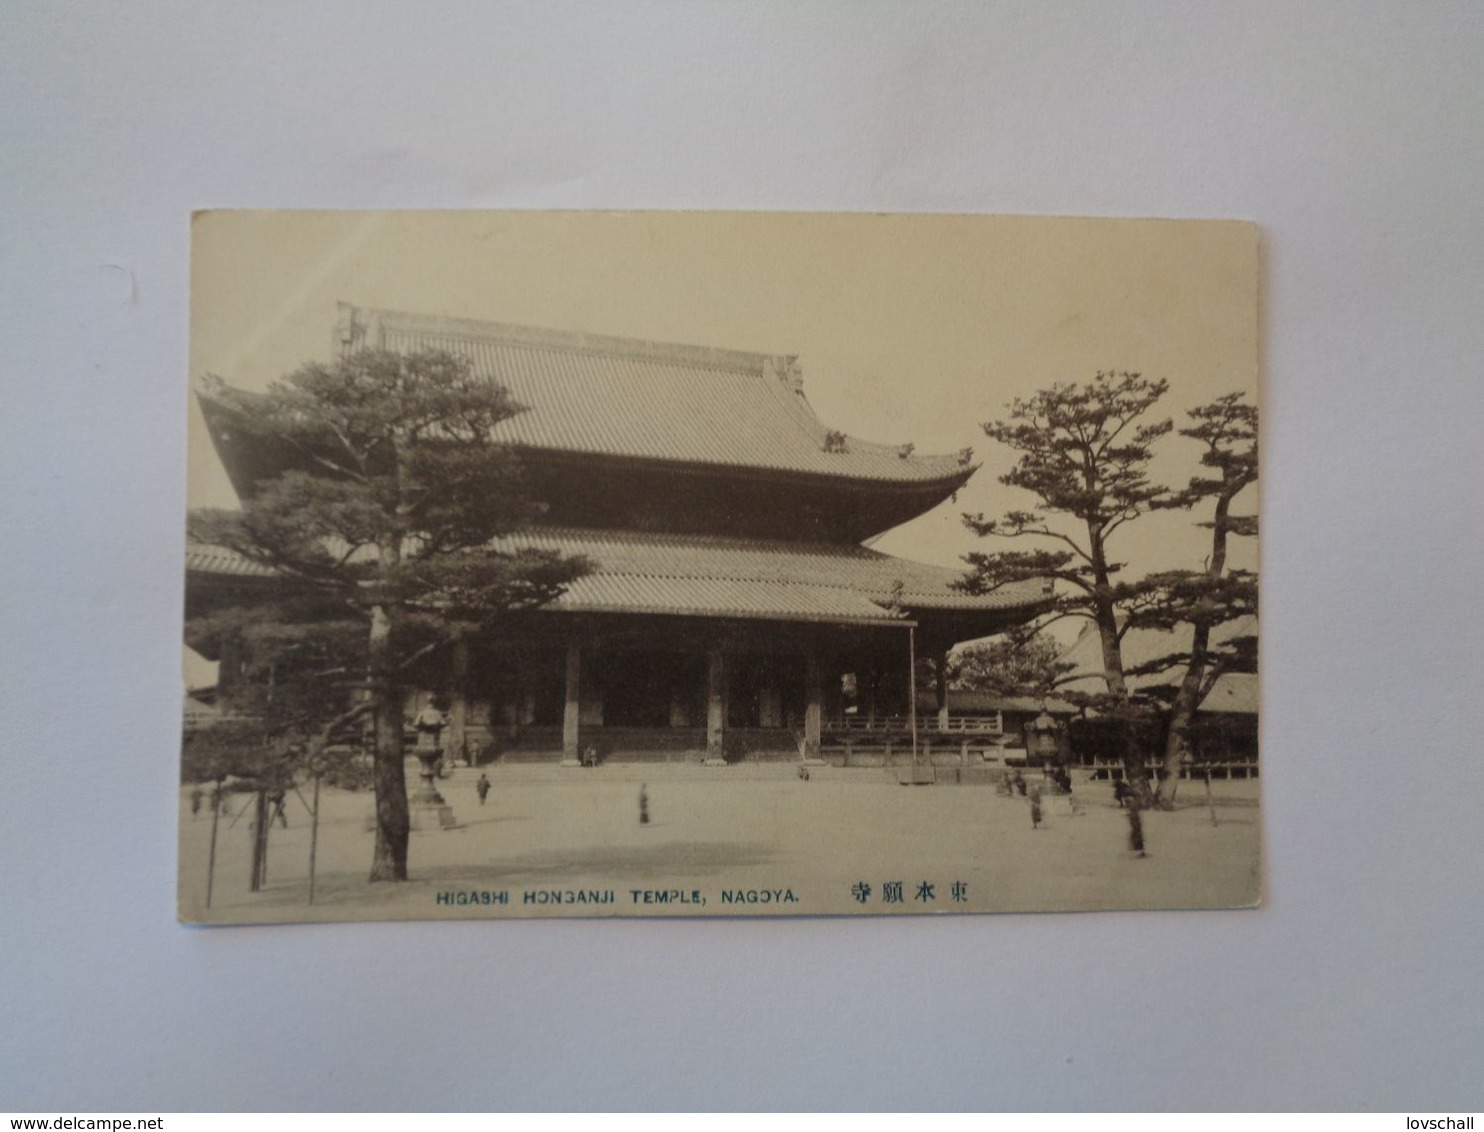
[179, 763, 1261, 924]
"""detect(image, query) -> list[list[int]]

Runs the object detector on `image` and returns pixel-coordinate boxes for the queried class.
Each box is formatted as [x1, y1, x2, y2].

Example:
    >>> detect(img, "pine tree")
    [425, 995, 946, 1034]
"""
[1129, 393, 1258, 805]
[959, 371, 1172, 799]
[944, 631, 1072, 700]
[189, 349, 587, 881]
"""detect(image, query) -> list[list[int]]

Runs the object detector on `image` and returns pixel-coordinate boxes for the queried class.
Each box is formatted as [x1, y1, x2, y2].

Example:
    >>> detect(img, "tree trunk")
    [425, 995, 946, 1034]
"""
[1085, 525, 1151, 803]
[249, 789, 269, 891]
[205, 779, 222, 909]
[1093, 587, 1150, 805]
[1116, 716, 1153, 808]
[1156, 485, 1237, 808]
[1086, 526, 1126, 686]
[368, 601, 410, 882]
[1156, 622, 1211, 807]
[308, 773, 322, 904]
[1095, 608, 1127, 697]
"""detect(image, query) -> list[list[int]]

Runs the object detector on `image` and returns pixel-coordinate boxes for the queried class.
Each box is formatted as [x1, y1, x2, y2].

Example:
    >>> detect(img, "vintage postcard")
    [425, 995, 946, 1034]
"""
[181, 210, 1260, 924]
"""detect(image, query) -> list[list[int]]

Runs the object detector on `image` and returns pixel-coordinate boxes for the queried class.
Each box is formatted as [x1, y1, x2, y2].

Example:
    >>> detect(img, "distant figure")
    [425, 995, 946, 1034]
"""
[797, 764, 811, 781]
[189, 786, 203, 819]
[1029, 785, 1043, 830]
[475, 773, 491, 806]
[582, 746, 600, 768]
[638, 784, 650, 826]
[1012, 770, 1027, 797]
[269, 789, 288, 828]
[1112, 776, 1130, 808]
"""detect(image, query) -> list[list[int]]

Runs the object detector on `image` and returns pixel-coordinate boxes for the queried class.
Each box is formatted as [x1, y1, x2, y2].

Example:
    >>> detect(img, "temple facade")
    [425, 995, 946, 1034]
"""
[188, 304, 1049, 766]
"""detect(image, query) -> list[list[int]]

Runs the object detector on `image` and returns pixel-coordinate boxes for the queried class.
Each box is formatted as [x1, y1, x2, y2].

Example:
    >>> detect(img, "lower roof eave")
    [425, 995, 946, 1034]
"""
[549, 604, 915, 629]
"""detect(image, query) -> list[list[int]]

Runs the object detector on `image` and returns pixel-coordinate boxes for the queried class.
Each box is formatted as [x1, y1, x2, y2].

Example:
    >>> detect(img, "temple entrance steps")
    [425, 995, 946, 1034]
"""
[440, 762, 1007, 786]
[447, 762, 814, 784]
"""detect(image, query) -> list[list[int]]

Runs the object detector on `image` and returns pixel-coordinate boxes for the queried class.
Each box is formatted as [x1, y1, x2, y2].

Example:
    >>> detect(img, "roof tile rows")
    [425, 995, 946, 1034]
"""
[187, 526, 1047, 625]
[348, 305, 972, 485]
[492, 527, 1045, 614]
[184, 545, 276, 578]
[550, 573, 901, 626]
[1058, 615, 1258, 714]
[1196, 673, 1257, 715]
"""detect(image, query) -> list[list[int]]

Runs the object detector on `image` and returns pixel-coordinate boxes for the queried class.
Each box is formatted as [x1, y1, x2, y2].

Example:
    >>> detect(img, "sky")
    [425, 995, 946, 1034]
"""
[189, 210, 1260, 610]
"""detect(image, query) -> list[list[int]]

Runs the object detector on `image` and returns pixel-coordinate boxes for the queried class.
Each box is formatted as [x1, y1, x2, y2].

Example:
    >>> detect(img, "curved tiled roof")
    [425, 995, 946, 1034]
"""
[342, 304, 976, 486]
[184, 544, 277, 578]
[1196, 672, 1257, 715]
[493, 527, 1045, 614]
[186, 527, 1049, 626]
[548, 573, 903, 626]
[1058, 615, 1258, 710]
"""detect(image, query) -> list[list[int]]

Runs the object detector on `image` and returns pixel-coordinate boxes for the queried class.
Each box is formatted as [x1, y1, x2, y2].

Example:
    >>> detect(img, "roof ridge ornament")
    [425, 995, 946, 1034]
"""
[762, 354, 804, 391]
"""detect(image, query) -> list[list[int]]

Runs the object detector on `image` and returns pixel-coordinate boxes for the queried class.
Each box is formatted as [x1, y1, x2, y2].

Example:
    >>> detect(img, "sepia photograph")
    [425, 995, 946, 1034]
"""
[181, 210, 1259, 924]
[14, 0, 1484, 1113]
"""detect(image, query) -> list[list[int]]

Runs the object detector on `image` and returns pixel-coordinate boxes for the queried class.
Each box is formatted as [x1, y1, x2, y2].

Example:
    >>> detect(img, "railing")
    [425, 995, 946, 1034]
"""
[932, 715, 1005, 734]
[820, 732, 1014, 768]
[1082, 757, 1260, 780]
[827, 714, 1004, 735]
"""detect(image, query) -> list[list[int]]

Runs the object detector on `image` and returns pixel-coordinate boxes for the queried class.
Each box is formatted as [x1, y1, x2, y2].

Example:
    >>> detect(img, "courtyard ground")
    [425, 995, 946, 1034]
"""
[178, 763, 1262, 924]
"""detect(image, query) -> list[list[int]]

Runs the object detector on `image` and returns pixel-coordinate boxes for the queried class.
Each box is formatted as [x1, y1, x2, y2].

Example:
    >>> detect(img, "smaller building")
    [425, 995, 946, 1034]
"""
[913, 688, 1078, 759]
[1058, 618, 1259, 776]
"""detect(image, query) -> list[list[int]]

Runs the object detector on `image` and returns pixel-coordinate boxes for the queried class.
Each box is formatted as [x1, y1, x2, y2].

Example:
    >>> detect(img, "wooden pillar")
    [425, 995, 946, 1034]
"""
[803, 651, 823, 762]
[908, 626, 918, 762]
[759, 678, 782, 729]
[505, 689, 520, 738]
[217, 633, 242, 699]
[705, 646, 726, 765]
[561, 640, 582, 766]
[447, 636, 469, 764]
[935, 650, 949, 731]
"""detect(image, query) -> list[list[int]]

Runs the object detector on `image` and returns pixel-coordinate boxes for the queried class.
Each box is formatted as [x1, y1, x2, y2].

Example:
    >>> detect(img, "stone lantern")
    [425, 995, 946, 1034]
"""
[410, 700, 456, 830]
[1028, 709, 1072, 788]
[1027, 710, 1061, 763]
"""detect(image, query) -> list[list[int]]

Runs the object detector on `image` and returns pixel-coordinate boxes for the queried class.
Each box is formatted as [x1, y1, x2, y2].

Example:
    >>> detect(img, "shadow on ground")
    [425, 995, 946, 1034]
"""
[242, 840, 779, 910]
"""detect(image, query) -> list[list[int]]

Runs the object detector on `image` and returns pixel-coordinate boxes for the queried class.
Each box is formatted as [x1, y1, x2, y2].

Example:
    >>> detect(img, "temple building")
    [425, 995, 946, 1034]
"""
[188, 304, 1050, 765]
[1059, 617, 1260, 775]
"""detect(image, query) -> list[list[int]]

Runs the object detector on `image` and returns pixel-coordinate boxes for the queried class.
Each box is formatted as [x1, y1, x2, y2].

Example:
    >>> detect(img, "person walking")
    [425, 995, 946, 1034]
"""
[475, 772, 491, 806]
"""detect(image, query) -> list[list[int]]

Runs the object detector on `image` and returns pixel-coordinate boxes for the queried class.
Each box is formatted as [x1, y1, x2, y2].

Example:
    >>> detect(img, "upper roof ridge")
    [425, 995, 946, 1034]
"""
[337, 302, 783, 376]
[333, 302, 978, 479]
